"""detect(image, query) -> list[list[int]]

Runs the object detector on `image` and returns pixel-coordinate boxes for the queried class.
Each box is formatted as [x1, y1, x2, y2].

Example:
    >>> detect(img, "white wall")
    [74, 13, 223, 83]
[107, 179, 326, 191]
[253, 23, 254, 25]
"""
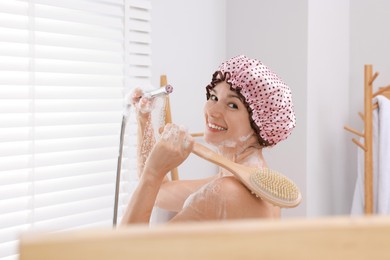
[350, 0, 390, 119]
[150, 0, 226, 179]
[307, 0, 351, 216]
[226, 0, 308, 217]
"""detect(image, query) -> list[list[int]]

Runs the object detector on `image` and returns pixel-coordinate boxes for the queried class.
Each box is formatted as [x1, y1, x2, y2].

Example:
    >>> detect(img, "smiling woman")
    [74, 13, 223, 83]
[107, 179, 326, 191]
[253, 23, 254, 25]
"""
[121, 55, 297, 224]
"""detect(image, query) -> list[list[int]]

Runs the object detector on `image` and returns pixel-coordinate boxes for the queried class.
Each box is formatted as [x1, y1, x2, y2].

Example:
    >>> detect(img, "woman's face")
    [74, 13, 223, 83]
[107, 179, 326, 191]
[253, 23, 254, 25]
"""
[204, 81, 254, 147]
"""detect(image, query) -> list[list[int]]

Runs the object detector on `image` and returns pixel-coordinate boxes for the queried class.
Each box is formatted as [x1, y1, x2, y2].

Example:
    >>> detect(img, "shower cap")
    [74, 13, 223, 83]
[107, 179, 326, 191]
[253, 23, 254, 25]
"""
[206, 55, 296, 147]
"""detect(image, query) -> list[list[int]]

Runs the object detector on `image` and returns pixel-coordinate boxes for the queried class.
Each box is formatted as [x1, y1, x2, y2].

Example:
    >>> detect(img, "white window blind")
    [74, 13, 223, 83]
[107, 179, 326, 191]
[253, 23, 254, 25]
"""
[0, 0, 151, 259]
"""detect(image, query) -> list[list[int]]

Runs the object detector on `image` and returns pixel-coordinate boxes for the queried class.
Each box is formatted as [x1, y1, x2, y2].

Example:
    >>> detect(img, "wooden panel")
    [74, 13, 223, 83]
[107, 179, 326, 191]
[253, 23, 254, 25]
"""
[20, 216, 390, 260]
[160, 74, 179, 180]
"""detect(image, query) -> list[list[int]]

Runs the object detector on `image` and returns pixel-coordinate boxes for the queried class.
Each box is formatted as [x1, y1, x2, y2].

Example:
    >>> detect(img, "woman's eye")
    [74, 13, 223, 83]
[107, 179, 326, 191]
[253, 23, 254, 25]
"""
[228, 103, 238, 109]
[210, 94, 218, 101]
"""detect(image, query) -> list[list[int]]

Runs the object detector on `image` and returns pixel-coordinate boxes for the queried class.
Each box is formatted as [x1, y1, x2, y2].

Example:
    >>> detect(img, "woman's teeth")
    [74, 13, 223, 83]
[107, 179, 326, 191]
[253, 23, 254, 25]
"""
[208, 123, 227, 131]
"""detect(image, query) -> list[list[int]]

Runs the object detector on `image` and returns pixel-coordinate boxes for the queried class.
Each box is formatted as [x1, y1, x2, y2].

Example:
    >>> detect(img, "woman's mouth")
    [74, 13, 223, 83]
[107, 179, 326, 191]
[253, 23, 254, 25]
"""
[207, 122, 227, 131]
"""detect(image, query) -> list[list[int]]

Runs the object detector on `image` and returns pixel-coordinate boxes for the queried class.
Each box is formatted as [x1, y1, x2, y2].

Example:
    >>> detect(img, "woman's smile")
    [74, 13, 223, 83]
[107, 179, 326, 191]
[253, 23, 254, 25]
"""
[207, 122, 227, 132]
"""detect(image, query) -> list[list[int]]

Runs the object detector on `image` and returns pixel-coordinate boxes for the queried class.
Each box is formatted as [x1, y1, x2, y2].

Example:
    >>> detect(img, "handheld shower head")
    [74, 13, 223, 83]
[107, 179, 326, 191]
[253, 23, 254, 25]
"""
[124, 85, 174, 106]
[142, 84, 173, 99]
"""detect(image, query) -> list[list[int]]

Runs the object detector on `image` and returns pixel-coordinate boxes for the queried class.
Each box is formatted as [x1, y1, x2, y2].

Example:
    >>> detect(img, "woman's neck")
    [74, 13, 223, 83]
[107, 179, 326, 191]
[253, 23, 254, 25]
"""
[213, 134, 266, 177]
[215, 133, 262, 163]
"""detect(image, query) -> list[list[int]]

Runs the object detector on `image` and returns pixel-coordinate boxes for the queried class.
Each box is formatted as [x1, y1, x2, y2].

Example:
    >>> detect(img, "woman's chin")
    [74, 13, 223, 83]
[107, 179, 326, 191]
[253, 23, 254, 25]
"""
[204, 136, 225, 147]
[203, 135, 218, 146]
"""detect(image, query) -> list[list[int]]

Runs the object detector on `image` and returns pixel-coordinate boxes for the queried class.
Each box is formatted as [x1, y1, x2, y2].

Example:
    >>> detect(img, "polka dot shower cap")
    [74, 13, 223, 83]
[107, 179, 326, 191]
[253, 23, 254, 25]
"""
[206, 55, 296, 147]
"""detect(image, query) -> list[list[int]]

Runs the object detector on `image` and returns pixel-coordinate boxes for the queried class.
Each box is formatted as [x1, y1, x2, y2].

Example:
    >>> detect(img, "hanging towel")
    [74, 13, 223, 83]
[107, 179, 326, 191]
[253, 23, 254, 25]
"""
[376, 95, 390, 213]
[351, 95, 390, 214]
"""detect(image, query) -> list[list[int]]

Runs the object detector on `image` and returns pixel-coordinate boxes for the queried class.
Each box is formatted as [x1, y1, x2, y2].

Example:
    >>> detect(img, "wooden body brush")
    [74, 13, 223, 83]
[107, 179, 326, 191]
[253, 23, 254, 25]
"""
[192, 142, 302, 208]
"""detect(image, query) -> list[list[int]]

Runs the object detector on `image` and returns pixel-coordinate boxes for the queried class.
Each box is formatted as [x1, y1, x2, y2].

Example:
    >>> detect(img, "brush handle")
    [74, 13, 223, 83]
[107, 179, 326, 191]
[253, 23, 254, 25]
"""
[192, 142, 259, 198]
[192, 142, 247, 175]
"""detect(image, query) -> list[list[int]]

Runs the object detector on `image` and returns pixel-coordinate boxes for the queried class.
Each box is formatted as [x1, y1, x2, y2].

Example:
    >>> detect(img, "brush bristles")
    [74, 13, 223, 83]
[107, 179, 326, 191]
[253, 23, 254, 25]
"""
[250, 168, 301, 206]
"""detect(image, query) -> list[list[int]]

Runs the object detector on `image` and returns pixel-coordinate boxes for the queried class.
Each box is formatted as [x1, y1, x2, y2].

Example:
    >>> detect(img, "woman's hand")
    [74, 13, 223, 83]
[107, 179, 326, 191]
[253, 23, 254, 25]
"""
[130, 87, 155, 122]
[143, 123, 194, 181]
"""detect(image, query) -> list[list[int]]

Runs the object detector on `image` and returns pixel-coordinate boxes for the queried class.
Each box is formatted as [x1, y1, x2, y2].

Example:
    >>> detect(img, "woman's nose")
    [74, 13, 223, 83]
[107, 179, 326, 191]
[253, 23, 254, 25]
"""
[207, 102, 223, 117]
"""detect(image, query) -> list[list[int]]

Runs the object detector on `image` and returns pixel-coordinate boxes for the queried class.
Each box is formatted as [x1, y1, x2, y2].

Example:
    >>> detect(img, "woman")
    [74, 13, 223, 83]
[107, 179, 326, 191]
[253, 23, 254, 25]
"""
[121, 55, 296, 224]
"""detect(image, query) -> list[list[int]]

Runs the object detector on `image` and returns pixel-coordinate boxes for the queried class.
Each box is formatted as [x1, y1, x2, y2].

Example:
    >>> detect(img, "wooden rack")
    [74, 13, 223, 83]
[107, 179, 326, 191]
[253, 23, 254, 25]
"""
[344, 64, 390, 214]
[160, 75, 204, 181]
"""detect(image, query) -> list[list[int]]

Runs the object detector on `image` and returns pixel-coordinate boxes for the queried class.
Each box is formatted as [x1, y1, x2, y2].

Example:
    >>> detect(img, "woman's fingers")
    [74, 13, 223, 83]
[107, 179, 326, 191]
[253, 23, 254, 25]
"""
[145, 124, 193, 178]
[130, 88, 143, 105]
[161, 124, 193, 151]
[130, 88, 155, 115]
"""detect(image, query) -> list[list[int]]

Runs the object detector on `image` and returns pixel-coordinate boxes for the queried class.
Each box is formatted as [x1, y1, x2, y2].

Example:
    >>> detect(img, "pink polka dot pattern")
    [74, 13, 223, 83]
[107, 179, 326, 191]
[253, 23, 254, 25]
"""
[206, 55, 296, 147]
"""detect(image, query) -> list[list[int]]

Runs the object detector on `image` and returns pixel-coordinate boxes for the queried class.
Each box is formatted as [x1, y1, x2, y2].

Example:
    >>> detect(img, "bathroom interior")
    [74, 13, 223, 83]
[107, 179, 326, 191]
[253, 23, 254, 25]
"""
[2, 0, 390, 259]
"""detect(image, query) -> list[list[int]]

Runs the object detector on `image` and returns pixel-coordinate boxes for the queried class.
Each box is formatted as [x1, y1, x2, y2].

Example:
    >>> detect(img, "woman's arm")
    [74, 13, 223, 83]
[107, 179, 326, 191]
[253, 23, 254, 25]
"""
[130, 88, 157, 178]
[156, 176, 218, 212]
[120, 165, 164, 224]
[120, 124, 194, 225]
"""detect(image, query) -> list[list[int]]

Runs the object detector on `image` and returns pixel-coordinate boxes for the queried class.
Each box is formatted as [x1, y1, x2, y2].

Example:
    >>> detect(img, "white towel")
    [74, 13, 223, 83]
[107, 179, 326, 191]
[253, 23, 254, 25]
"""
[351, 95, 390, 214]
[376, 95, 390, 213]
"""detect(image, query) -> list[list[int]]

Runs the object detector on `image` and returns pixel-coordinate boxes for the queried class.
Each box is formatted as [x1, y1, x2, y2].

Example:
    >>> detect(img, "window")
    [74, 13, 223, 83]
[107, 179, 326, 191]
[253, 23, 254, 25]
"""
[0, 0, 151, 259]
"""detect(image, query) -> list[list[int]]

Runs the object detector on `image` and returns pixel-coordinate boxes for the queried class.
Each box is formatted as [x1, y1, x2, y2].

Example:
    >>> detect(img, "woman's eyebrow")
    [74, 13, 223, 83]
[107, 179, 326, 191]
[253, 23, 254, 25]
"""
[228, 94, 241, 100]
[211, 89, 241, 101]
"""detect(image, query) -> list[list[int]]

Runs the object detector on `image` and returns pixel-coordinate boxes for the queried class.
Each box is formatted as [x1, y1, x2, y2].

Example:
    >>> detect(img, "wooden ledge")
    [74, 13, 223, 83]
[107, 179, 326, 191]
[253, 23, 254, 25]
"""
[20, 216, 390, 260]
